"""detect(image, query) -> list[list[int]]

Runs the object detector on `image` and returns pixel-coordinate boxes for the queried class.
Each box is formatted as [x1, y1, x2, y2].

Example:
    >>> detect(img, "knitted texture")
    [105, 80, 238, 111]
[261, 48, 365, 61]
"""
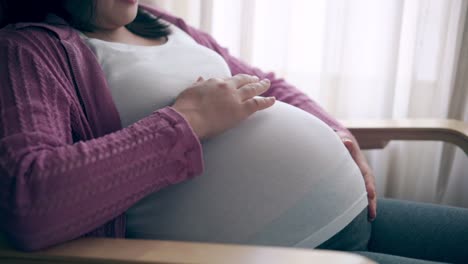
[0, 5, 352, 251]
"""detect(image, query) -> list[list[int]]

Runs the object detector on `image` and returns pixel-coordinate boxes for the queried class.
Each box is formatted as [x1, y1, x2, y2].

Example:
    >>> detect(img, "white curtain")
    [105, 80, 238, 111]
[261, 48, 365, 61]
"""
[143, 0, 468, 208]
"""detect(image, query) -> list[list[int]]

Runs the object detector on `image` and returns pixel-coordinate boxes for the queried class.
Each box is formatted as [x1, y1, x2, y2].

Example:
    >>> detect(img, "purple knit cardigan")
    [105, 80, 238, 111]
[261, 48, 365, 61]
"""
[0, 4, 352, 251]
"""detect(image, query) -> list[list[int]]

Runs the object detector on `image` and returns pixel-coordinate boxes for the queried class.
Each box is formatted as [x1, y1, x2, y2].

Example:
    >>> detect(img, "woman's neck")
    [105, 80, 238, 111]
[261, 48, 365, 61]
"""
[84, 26, 133, 43]
[83, 26, 167, 46]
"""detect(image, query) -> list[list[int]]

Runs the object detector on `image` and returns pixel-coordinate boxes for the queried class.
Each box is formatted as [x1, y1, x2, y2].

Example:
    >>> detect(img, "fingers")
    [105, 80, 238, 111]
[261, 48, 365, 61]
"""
[194, 76, 205, 83]
[191, 74, 273, 113]
[364, 169, 377, 221]
[227, 74, 260, 88]
[344, 139, 367, 177]
[367, 184, 377, 221]
[342, 138, 377, 221]
[237, 79, 271, 101]
[343, 139, 354, 154]
[243, 96, 276, 114]
[201, 74, 264, 94]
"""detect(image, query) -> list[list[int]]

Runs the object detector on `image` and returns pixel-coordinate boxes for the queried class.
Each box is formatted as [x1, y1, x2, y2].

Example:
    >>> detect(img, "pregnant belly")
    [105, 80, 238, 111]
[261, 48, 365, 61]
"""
[126, 100, 368, 247]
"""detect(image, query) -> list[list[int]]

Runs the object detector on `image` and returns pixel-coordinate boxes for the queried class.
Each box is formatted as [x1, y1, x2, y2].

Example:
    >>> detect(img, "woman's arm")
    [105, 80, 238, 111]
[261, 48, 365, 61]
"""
[0, 42, 204, 251]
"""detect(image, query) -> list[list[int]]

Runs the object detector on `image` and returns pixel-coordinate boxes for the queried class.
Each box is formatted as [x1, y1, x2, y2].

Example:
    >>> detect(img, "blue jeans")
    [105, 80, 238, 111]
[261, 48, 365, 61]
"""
[317, 199, 468, 264]
[127, 198, 468, 263]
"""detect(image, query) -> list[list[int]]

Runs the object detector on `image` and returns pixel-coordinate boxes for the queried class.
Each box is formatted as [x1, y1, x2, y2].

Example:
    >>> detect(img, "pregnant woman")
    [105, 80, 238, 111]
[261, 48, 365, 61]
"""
[0, 1, 467, 263]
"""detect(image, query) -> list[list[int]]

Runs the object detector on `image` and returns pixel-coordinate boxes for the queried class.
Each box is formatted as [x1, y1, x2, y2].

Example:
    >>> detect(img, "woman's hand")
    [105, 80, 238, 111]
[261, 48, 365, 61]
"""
[172, 74, 276, 141]
[337, 131, 377, 221]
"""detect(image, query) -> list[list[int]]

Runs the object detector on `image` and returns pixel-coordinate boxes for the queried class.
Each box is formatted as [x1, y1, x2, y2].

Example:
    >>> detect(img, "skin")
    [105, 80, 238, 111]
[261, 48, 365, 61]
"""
[67, 0, 377, 220]
[338, 131, 377, 221]
[78, 0, 166, 46]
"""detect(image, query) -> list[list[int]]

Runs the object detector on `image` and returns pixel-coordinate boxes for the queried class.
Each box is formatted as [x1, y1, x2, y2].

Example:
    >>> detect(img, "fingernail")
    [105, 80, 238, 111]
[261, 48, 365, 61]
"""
[252, 75, 260, 81]
[261, 79, 270, 84]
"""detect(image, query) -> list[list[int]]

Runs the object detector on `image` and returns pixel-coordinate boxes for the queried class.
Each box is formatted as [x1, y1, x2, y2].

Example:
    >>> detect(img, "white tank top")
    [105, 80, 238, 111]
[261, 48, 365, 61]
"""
[81, 22, 367, 247]
[81, 24, 232, 127]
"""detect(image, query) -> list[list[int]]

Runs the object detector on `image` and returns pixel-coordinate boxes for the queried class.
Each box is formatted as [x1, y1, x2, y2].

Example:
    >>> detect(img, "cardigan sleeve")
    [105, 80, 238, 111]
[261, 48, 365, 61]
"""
[172, 18, 353, 137]
[0, 42, 204, 251]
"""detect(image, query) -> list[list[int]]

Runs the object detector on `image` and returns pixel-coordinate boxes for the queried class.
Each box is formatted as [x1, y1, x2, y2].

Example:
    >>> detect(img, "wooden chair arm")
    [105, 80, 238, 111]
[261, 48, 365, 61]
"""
[341, 119, 468, 154]
[0, 236, 375, 264]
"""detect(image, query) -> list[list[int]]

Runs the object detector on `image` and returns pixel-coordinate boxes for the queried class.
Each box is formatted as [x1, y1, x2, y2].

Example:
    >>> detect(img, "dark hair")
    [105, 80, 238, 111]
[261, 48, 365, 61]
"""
[0, 0, 171, 39]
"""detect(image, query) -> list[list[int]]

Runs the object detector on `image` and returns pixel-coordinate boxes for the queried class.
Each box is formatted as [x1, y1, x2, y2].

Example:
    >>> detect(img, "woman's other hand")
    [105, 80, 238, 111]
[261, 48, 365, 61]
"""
[172, 74, 276, 141]
[337, 131, 377, 221]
